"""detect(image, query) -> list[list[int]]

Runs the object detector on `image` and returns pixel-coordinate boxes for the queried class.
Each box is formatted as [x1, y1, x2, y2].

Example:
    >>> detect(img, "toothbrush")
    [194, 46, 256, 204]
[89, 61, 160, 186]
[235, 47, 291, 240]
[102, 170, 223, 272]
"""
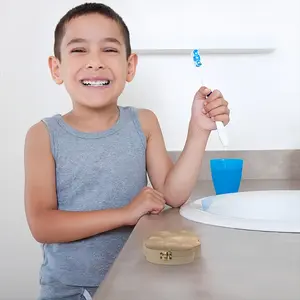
[191, 49, 229, 148]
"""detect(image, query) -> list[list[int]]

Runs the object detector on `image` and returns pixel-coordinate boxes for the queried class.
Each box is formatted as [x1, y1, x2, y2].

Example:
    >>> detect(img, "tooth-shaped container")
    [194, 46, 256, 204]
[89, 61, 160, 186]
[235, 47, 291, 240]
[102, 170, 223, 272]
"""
[143, 230, 201, 265]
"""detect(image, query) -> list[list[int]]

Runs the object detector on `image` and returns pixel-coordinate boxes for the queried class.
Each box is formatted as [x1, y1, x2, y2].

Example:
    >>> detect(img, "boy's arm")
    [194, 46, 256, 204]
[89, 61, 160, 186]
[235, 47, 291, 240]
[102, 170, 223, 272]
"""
[140, 110, 209, 208]
[24, 122, 164, 244]
[140, 87, 229, 208]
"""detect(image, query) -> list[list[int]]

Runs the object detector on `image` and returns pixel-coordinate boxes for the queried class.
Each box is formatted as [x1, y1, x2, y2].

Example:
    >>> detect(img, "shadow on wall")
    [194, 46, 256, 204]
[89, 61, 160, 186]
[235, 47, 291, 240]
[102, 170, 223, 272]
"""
[290, 150, 300, 180]
[168, 149, 300, 181]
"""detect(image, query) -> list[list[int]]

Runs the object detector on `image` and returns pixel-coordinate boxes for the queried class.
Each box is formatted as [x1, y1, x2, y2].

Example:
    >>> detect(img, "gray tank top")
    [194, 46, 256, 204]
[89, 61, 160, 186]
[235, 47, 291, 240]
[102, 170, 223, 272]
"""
[40, 106, 147, 287]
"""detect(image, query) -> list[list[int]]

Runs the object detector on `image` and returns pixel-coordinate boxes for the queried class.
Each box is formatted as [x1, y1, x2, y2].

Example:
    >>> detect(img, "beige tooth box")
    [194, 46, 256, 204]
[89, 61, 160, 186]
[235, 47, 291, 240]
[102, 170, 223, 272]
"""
[143, 230, 200, 265]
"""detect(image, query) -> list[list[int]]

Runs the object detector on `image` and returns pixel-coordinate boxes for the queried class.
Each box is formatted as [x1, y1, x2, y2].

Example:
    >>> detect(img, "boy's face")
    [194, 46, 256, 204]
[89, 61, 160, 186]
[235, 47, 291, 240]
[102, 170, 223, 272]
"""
[49, 13, 137, 109]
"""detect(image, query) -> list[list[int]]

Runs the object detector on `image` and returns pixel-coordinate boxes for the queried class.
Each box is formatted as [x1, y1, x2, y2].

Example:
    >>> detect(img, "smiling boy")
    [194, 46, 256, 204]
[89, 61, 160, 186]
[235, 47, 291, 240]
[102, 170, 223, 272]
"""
[24, 3, 230, 299]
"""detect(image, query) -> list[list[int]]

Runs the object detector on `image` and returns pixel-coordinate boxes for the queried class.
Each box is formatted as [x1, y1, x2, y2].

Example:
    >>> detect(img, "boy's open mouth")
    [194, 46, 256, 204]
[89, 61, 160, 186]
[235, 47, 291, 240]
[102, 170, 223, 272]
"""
[81, 80, 111, 87]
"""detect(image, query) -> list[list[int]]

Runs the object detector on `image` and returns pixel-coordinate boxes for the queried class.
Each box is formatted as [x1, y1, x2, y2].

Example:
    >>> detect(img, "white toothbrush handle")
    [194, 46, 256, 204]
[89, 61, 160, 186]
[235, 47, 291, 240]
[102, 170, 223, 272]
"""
[201, 80, 229, 147]
[216, 121, 229, 147]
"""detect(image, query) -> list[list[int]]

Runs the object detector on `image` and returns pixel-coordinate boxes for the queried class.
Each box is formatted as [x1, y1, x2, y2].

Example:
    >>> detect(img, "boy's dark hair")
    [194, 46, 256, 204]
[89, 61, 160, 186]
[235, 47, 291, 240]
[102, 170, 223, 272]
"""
[54, 2, 131, 61]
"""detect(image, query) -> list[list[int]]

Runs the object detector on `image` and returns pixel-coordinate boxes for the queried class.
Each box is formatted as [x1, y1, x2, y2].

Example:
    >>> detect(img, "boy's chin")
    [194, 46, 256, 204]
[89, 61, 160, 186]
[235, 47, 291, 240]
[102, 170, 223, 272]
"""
[75, 98, 118, 109]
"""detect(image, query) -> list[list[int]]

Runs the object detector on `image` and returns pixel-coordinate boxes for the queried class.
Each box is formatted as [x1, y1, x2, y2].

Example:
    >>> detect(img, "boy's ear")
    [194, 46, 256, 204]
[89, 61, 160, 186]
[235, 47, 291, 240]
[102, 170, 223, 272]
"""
[48, 56, 63, 85]
[126, 53, 138, 82]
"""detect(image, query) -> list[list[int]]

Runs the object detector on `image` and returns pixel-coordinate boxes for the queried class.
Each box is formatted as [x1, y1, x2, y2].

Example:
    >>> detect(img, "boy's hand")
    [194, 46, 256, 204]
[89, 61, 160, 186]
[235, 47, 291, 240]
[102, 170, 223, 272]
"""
[191, 86, 230, 131]
[123, 187, 166, 225]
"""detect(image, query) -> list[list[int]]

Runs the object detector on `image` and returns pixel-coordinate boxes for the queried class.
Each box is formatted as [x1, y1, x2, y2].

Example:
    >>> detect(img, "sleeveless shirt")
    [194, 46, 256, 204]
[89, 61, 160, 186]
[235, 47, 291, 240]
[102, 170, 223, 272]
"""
[40, 106, 148, 287]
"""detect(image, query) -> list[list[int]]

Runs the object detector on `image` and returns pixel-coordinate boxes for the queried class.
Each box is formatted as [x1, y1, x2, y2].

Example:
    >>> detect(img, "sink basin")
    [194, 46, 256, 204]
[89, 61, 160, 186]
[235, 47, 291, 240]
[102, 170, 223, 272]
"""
[179, 190, 300, 232]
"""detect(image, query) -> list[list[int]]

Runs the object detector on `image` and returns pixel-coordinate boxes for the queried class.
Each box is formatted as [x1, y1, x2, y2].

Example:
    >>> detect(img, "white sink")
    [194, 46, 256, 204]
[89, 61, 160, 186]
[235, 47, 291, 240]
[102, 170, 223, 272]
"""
[179, 190, 300, 232]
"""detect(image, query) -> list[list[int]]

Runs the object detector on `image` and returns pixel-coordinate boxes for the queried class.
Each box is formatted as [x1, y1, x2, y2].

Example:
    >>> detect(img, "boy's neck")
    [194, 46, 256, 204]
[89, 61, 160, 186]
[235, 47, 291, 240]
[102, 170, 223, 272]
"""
[63, 104, 120, 133]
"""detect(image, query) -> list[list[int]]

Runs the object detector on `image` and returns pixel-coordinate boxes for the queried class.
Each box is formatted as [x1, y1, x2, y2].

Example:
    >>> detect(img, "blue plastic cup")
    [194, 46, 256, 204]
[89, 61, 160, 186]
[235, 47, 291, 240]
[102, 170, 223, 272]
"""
[210, 158, 243, 195]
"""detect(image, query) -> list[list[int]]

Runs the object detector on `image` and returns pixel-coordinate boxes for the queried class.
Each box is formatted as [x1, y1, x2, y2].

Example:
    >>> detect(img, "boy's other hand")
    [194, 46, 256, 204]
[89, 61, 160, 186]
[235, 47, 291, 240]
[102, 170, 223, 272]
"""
[191, 86, 230, 131]
[123, 187, 165, 225]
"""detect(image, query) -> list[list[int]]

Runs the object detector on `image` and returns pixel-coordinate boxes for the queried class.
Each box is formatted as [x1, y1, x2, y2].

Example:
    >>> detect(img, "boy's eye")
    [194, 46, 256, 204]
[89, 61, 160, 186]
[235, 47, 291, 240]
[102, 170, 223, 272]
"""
[104, 48, 118, 53]
[71, 48, 86, 53]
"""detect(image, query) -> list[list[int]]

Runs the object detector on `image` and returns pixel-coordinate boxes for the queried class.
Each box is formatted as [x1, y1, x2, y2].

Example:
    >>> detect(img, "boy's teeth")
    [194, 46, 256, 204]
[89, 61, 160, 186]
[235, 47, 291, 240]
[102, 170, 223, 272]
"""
[82, 80, 110, 86]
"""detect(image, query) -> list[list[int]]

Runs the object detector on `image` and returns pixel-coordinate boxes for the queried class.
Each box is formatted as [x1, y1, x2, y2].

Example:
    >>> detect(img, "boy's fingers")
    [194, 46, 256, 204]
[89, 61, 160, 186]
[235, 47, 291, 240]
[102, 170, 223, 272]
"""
[213, 114, 230, 125]
[205, 89, 224, 102]
[195, 86, 212, 100]
[204, 98, 228, 112]
[152, 193, 166, 205]
[146, 188, 165, 204]
[207, 106, 230, 117]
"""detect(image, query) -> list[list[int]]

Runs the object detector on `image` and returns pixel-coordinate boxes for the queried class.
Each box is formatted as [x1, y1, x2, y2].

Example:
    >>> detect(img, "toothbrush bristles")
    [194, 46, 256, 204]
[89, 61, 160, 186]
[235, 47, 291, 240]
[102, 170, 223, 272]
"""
[192, 49, 202, 67]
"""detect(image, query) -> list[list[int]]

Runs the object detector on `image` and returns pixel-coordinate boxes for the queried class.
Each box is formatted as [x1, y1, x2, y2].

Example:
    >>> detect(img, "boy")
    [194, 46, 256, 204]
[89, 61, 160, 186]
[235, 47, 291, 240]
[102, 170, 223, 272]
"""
[24, 2, 230, 299]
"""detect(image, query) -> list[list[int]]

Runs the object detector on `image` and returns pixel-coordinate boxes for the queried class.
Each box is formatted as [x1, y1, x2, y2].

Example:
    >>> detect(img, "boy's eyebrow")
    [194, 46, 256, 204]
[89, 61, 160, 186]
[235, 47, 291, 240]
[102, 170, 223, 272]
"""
[66, 38, 87, 46]
[66, 37, 122, 47]
[103, 37, 122, 45]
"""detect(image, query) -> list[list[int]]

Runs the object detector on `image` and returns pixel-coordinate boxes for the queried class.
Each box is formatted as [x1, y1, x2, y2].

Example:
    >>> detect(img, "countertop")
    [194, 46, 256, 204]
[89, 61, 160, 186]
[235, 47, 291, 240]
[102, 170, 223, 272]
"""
[93, 180, 300, 300]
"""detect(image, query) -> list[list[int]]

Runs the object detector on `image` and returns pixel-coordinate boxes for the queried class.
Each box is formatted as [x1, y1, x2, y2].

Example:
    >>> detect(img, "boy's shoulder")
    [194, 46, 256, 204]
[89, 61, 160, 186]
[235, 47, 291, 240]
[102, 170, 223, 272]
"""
[25, 121, 49, 140]
[124, 106, 162, 144]
[25, 114, 59, 140]
[122, 105, 157, 121]
[131, 107, 160, 139]
[136, 107, 158, 123]
[24, 120, 52, 159]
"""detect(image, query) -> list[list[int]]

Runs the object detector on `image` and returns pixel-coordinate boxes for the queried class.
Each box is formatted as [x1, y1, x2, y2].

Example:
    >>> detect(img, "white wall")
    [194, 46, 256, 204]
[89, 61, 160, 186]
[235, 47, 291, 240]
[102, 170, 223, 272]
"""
[1, 0, 299, 299]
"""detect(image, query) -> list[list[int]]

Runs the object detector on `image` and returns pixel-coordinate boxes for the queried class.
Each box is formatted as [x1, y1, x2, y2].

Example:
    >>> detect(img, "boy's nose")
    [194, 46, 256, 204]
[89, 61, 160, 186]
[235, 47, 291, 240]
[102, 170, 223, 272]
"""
[86, 62, 104, 70]
[85, 56, 105, 70]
